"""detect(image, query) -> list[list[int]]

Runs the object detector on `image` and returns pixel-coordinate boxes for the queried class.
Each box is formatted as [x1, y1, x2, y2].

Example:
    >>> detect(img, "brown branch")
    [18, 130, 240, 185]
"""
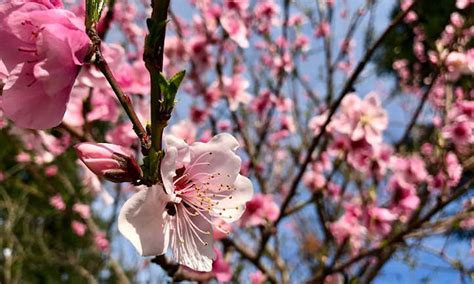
[87, 29, 150, 153]
[256, 0, 421, 260]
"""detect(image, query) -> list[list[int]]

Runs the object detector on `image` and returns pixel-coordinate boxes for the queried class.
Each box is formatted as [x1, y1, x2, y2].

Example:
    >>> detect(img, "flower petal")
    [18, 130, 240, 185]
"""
[171, 207, 215, 272]
[210, 174, 253, 222]
[118, 185, 171, 256]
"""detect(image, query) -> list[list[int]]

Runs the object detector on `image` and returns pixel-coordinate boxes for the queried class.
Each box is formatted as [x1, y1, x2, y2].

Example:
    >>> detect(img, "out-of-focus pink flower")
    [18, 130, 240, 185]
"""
[170, 120, 197, 144]
[0, 1, 90, 129]
[446, 152, 462, 187]
[16, 152, 30, 163]
[106, 122, 137, 149]
[221, 11, 249, 48]
[388, 177, 420, 218]
[0, 171, 4, 182]
[118, 134, 253, 272]
[213, 218, 233, 240]
[73, 203, 91, 219]
[49, 194, 66, 211]
[445, 51, 474, 80]
[249, 270, 267, 284]
[392, 155, 428, 184]
[330, 203, 367, 250]
[212, 248, 233, 282]
[456, 0, 473, 9]
[75, 142, 142, 183]
[71, 220, 87, 236]
[366, 207, 396, 236]
[44, 165, 58, 177]
[330, 93, 388, 145]
[315, 20, 330, 38]
[94, 231, 110, 252]
[210, 75, 252, 111]
[240, 194, 280, 227]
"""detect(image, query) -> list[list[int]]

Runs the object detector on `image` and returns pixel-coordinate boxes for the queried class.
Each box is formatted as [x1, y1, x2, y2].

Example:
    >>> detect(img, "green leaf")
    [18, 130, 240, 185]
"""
[85, 0, 106, 29]
[168, 70, 186, 98]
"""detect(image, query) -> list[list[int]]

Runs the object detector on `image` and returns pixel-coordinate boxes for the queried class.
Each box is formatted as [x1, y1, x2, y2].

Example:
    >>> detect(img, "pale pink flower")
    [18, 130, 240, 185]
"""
[220, 11, 249, 48]
[44, 165, 58, 177]
[75, 142, 142, 183]
[73, 203, 91, 219]
[170, 120, 197, 144]
[0, 1, 90, 129]
[212, 248, 232, 282]
[71, 220, 87, 237]
[315, 20, 330, 38]
[366, 207, 396, 236]
[106, 122, 137, 148]
[456, 0, 473, 9]
[446, 152, 462, 187]
[331, 93, 388, 145]
[118, 134, 253, 271]
[94, 231, 110, 252]
[222, 75, 252, 111]
[249, 270, 267, 284]
[49, 194, 66, 211]
[392, 155, 428, 184]
[213, 218, 233, 240]
[388, 177, 420, 217]
[330, 203, 367, 250]
[16, 152, 30, 163]
[240, 194, 280, 227]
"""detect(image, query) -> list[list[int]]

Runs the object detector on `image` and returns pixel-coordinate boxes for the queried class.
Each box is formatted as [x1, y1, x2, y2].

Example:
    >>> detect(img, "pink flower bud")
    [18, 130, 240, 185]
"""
[75, 143, 142, 183]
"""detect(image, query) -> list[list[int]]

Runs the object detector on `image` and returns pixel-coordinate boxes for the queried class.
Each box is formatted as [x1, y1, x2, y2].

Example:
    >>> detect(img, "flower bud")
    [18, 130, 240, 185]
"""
[75, 143, 142, 183]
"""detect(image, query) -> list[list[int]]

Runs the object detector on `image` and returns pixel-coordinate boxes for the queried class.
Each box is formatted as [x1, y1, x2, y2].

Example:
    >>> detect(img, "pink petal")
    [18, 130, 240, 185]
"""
[118, 185, 171, 256]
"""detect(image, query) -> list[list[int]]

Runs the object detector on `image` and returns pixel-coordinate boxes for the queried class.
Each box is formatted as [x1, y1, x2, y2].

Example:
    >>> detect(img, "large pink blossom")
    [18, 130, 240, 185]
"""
[0, 1, 90, 129]
[118, 133, 253, 271]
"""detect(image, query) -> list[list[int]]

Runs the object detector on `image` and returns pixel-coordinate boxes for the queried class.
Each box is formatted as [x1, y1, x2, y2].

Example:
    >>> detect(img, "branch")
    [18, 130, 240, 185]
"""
[144, 0, 171, 153]
[257, 2, 422, 259]
[87, 29, 150, 153]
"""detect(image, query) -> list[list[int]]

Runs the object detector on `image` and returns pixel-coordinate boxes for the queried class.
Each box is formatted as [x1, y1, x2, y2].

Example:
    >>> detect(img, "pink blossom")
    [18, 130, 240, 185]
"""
[330, 204, 367, 250]
[118, 134, 253, 271]
[75, 142, 142, 183]
[0, 1, 90, 129]
[330, 93, 388, 145]
[366, 207, 396, 236]
[170, 120, 197, 144]
[94, 231, 110, 252]
[16, 152, 30, 163]
[71, 220, 87, 237]
[49, 194, 66, 211]
[44, 165, 58, 177]
[212, 248, 232, 282]
[249, 270, 267, 284]
[456, 0, 473, 9]
[445, 152, 462, 187]
[220, 11, 249, 48]
[392, 155, 428, 184]
[73, 203, 91, 219]
[240, 194, 280, 227]
[213, 218, 233, 240]
[388, 177, 420, 217]
[315, 21, 330, 38]
[106, 122, 137, 148]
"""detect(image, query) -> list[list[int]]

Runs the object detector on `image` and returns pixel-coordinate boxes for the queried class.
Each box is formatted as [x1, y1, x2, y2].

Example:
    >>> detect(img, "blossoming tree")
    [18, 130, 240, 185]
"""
[0, 0, 473, 283]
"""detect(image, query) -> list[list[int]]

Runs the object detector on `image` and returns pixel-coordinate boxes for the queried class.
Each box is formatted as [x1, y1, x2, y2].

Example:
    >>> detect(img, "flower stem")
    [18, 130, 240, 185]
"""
[144, 0, 171, 153]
